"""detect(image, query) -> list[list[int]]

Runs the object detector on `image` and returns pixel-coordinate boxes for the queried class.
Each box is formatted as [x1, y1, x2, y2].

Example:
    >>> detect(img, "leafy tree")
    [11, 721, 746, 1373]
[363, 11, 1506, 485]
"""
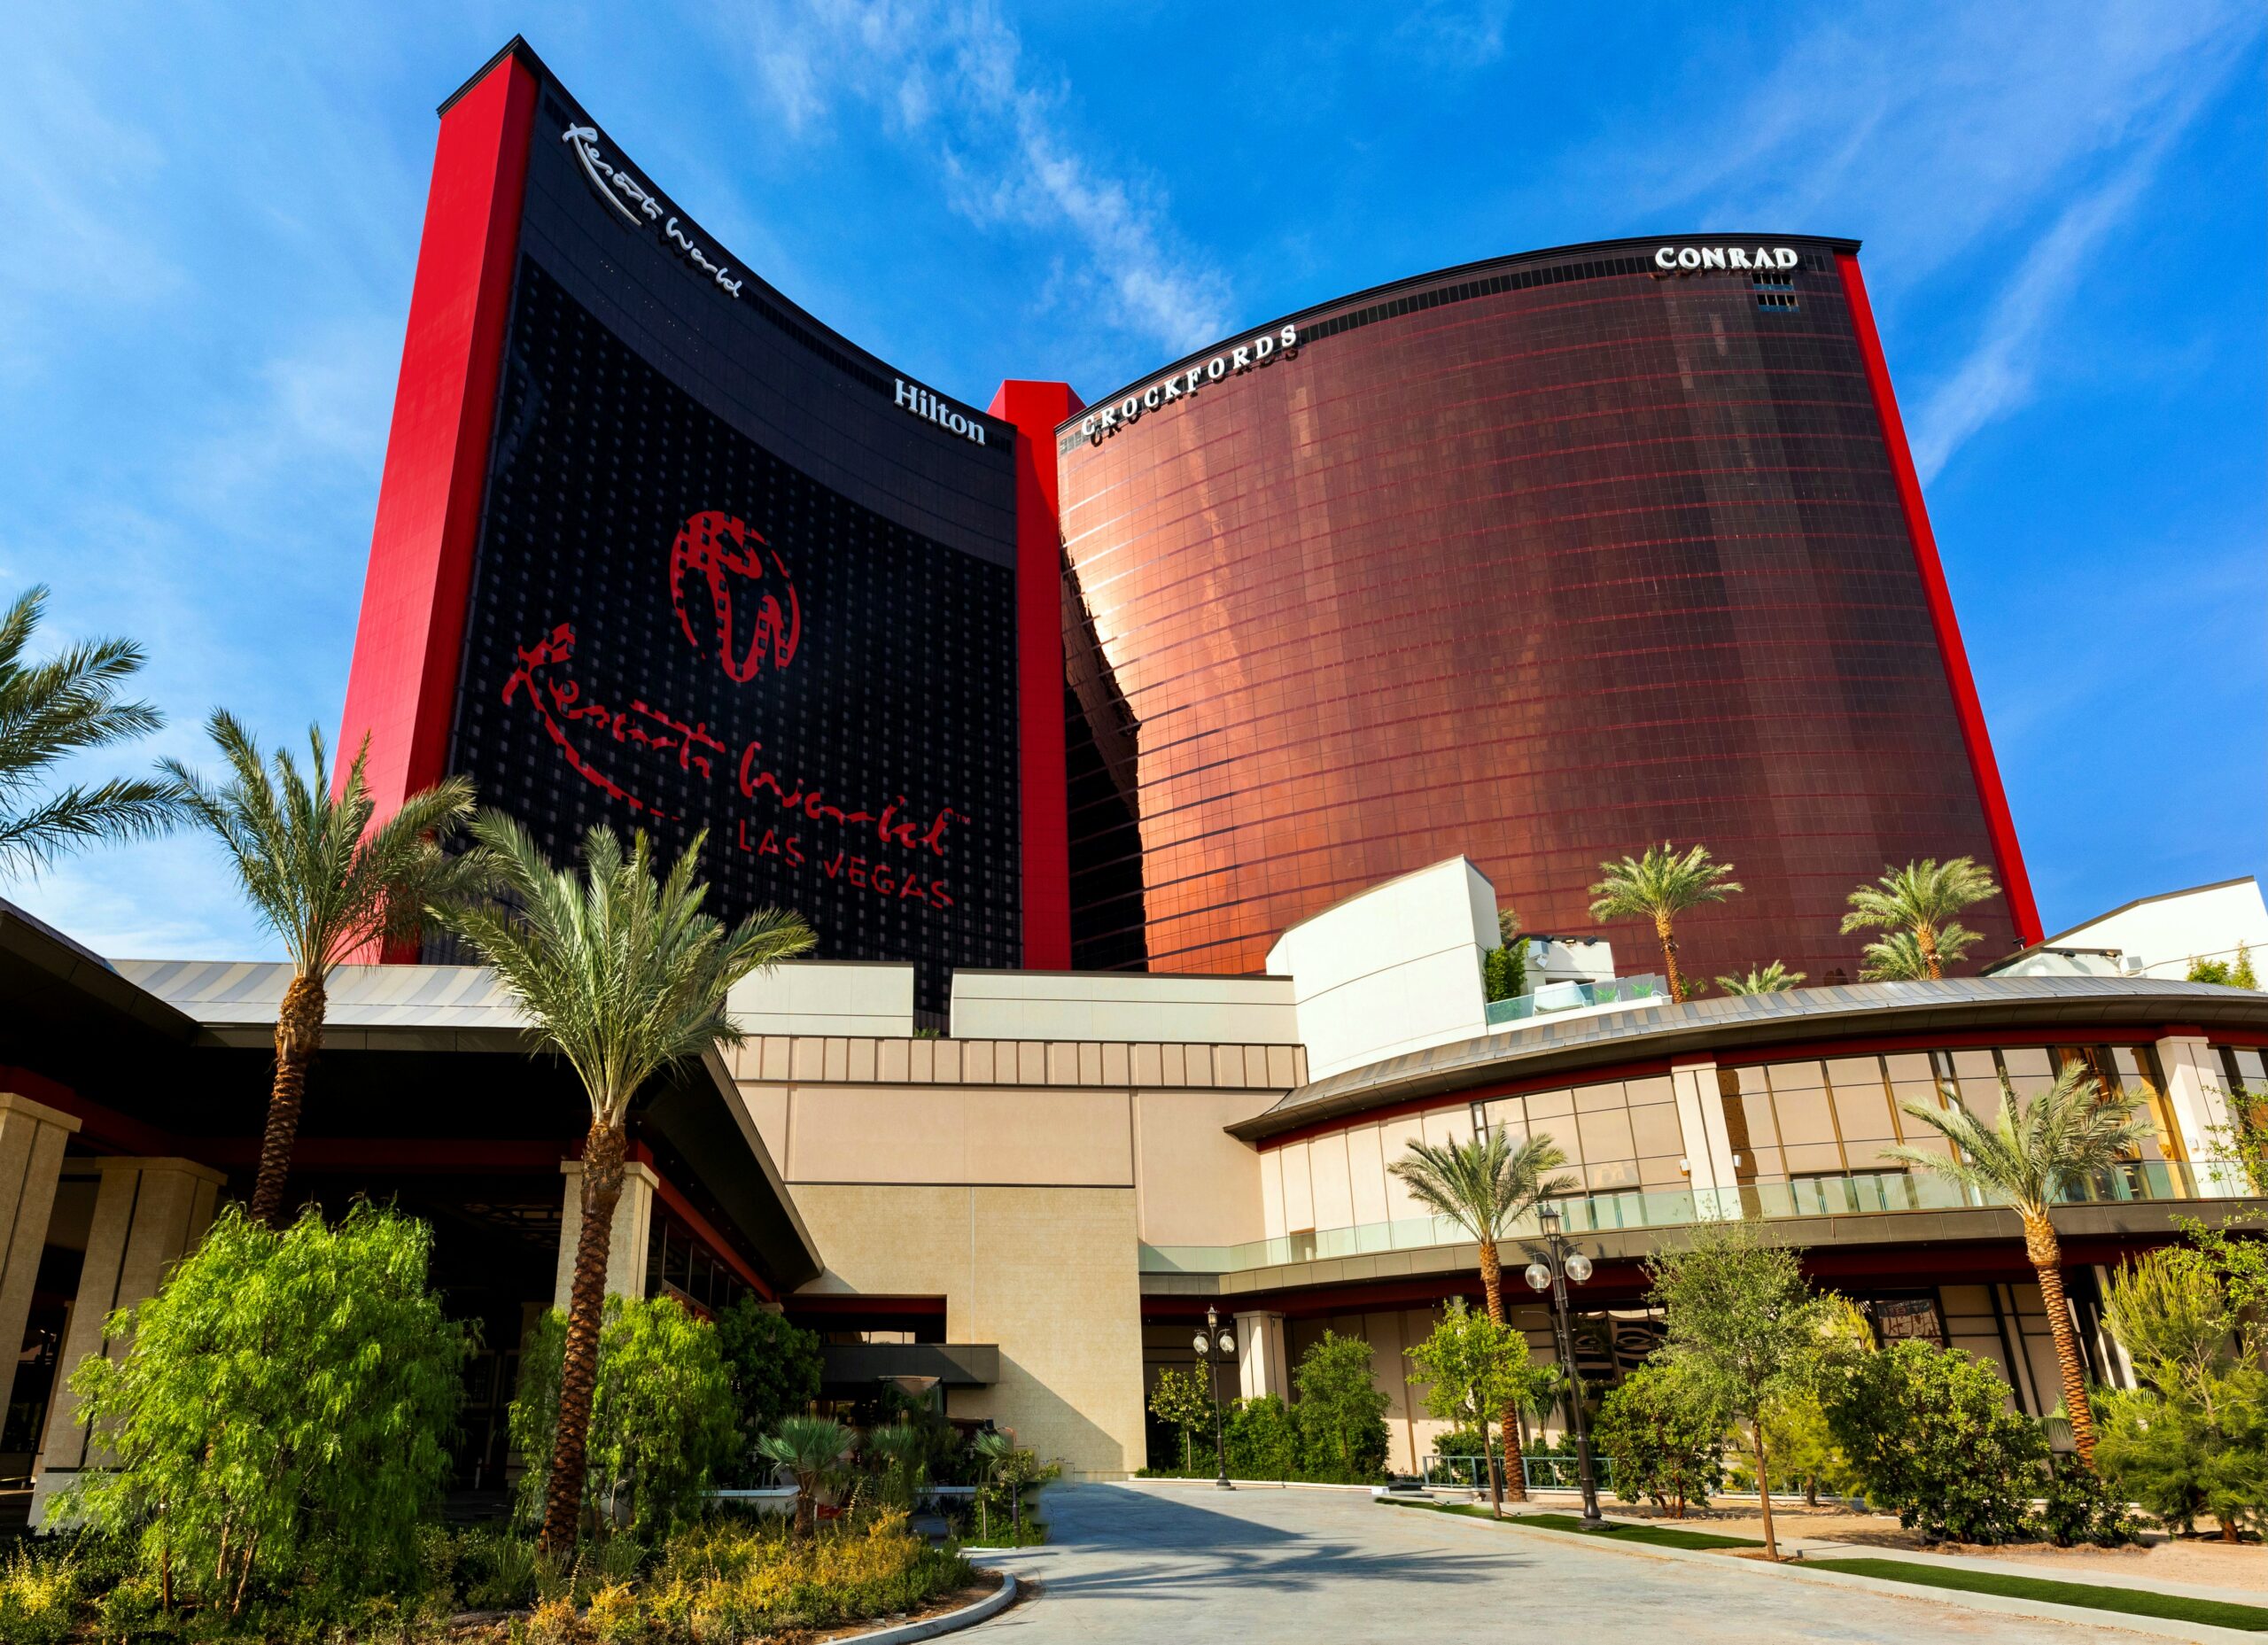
[2096, 1246, 2267, 1542]
[1223, 1395, 1300, 1481]
[1840, 857, 1998, 980]
[65, 1205, 468, 1619]
[1482, 907, 1528, 1002]
[1389, 1129, 1570, 1501]
[1593, 1361, 1727, 1517]
[1587, 842, 1742, 1003]
[442, 815, 814, 1549]
[1646, 1218, 1824, 1558]
[1404, 1298, 1543, 1516]
[2188, 946, 2258, 989]
[1858, 930, 1933, 982]
[1714, 960, 1805, 995]
[757, 1416, 851, 1538]
[1294, 1331, 1391, 1482]
[1884, 1065, 2149, 1465]
[0, 583, 185, 881]
[512, 1297, 738, 1540]
[714, 1299, 823, 1478]
[970, 1434, 1058, 1540]
[1147, 1366, 1215, 1472]
[1729, 1384, 1852, 1507]
[167, 716, 477, 1223]
[1819, 1338, 2046, 1544]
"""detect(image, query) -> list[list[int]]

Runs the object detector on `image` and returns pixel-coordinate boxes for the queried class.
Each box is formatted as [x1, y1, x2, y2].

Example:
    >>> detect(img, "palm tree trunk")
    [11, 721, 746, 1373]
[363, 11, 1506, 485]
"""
[1653, 914, 1685, 1002]
[543, 1116, 627, 1551]
[249, 974, 325, 1224]
[2023, 1213, 2097, 1465]
[1915, 923, 1944, 981]
[1477, 1239, 1526, 1507]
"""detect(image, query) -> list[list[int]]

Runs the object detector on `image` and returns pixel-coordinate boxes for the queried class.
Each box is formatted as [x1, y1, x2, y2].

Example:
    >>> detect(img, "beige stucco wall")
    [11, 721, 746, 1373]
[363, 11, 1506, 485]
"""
[789, 1183, 1146, 1477]
[730, 1032, 1298, 1478]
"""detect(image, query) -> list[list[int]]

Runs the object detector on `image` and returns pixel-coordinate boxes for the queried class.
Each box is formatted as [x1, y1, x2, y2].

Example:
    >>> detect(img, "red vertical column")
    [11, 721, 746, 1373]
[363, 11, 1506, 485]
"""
[987, 380, 1083, 969]
[1837, 252, 2040, 943]
[335, 50, 539, 818]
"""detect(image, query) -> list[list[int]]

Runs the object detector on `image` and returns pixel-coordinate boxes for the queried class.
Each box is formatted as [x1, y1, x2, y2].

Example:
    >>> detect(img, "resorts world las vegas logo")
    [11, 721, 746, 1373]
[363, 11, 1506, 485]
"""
[500, 510, 967, 912]
[563, 124, 744, 299]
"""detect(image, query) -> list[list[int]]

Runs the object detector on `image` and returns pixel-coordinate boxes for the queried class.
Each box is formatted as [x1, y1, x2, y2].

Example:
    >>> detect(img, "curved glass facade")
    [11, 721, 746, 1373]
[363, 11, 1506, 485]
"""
[1058, 237, 2028, 983]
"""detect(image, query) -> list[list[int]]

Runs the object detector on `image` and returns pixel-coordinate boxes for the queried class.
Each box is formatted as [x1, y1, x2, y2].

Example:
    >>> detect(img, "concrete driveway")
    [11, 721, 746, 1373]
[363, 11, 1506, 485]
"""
[976, 1484, 2134, 1643]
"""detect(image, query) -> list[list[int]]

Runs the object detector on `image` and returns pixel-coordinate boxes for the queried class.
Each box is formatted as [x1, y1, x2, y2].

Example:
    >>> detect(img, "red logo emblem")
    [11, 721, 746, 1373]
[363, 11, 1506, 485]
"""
[669, 509, 801, 681]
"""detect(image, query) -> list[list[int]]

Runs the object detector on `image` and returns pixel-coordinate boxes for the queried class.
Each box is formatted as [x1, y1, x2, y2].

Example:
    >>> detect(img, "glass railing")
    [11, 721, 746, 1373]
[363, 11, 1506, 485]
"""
[1485, 974, 1668, 1028]
[1138, 1160, 2240, 1274]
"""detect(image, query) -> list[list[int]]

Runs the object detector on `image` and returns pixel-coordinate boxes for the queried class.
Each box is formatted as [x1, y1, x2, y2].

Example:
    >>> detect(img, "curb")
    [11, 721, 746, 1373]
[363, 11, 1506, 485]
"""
[1401, 1505, 2257, 1643]
[836, 1572, 1017, 1645]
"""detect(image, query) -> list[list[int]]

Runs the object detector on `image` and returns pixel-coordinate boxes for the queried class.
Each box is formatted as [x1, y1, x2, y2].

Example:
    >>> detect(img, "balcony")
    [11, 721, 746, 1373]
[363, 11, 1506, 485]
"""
[1483, 973, 1668, 1028]
[1138, 1160, 2240, 1276]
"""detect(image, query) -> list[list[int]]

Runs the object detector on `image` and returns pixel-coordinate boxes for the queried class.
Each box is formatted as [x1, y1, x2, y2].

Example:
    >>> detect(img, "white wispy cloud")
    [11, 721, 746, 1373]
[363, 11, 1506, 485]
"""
[1600, 0, 2263, 477]
[725, 0, 1231, 355]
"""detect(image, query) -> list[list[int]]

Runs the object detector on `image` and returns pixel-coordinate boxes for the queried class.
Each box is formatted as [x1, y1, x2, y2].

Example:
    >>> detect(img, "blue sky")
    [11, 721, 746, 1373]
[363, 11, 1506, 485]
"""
[1, 1, 2261, 959]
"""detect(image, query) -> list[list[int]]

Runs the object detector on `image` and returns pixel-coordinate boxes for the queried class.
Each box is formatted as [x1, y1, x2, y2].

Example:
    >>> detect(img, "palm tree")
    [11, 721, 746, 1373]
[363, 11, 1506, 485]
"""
[1389, 1128, 1574, 1510]
[1841, 857, 1999, 980]
[441, 815, 814, 1549]
[1588, 842, 1742, 1003]
[1858, 930, 1934, 982]
[971, 1429, 1014, 1542]
[866, 1421, 928, 1511]
[166, 714, 476, 1223]
[758, 1415, 850, 1537]
[1883, 1065, 2149, 1465]
[0, 584, 184, 878]
[1715, 960, 1805, 995]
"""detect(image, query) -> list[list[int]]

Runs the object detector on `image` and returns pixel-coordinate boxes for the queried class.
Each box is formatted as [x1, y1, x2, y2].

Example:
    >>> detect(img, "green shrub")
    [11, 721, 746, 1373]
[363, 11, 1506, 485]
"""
[513, 1295, 740, 1540]
[1223, 1394, 1301, 1480]
[714, 1299, 824, 1482]
[1594, 1362, 1727, 1516]
[2039, 1450, 2140, 1548]
[0, 1545, 82, 1645]
[64, 1203, 470, 1618]
[1147, 1365, 1216, 1471]
[1295, 1331, 1391, 1481]
[1820, 1339, 2044, 1543]
[458, 1525, 542, 1610]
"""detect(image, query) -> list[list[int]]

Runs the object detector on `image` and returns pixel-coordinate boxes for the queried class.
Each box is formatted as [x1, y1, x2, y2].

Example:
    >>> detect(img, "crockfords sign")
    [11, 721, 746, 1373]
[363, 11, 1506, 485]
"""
[1080, 322, 1301, 443]
[894, 380, 986, 446]
[1654, 244, 1800, 275]
[563, 125, 744, 299]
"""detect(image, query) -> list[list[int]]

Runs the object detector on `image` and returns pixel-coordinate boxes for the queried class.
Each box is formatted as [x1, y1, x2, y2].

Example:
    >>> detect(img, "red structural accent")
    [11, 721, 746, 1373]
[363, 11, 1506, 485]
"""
[1837, 252, 2040, 943]
[987, 380, 1083, 968]
[335, 51, 537, 826]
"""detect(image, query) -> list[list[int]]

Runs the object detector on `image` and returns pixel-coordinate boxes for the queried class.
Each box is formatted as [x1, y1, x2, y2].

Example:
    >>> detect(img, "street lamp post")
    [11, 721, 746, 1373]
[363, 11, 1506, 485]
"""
[1192, 1305, 1239, 1489]
[1525, 1201, 1604, 1525]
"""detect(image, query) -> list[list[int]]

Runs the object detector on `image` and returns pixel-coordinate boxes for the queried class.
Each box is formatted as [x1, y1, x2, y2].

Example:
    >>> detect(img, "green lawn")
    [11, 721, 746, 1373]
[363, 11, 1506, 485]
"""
[1806, 1557, 2268, 1633]
[1379, 1497, 1761, 1550]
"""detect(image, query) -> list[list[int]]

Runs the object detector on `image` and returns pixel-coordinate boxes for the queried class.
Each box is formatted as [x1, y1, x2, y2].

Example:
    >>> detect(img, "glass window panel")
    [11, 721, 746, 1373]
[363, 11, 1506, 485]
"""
[1773, 1090, 1838, 1146]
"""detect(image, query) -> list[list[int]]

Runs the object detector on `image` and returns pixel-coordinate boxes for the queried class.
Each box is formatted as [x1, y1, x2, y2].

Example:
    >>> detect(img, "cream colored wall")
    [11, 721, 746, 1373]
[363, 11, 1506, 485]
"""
[789, 1183, 1146, 1477]
[729, 1032, 1299, 1478]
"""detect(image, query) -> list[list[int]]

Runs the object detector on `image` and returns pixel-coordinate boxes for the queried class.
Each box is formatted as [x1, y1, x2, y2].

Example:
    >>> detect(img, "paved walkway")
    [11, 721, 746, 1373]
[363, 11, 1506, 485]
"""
[977, 1483, 2143, 1643]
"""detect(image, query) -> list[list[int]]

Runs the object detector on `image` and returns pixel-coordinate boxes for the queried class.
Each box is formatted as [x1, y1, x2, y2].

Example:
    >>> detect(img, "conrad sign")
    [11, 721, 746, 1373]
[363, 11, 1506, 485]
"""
[1654, 244, 1800, 275]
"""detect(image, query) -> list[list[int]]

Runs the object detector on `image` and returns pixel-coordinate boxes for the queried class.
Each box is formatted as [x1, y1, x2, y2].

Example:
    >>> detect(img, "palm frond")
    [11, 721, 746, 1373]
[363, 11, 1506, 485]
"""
[0, 585, 184, 878]
[441, 812, 816, 1125]
[1714, 960, 1805, 995]
[1882, 1064, 2152, 1217]
[167, 714, 477, 978]
[1858, 931, 1931, 982]
[1587, 842, 1742, 925]
[1388, 1128, 1575, 1242]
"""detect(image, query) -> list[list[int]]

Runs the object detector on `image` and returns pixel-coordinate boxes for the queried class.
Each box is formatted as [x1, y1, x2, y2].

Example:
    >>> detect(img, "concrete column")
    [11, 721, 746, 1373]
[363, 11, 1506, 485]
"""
[2154, 1036, 2245, 1197]
[0, 1094, 82, 1430]
[1670, 1060, 1737, 1217]
[31, 1156, 225, 1523]
[553, 1160, 660, 1310]
[1234, 1310, 1289, 1400]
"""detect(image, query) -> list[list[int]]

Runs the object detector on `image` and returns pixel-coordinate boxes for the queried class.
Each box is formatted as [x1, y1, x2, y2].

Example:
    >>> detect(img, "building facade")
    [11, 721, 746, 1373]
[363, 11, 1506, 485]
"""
[1055, 237, 2038, 984]
[10, 41, 2259, 1513]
